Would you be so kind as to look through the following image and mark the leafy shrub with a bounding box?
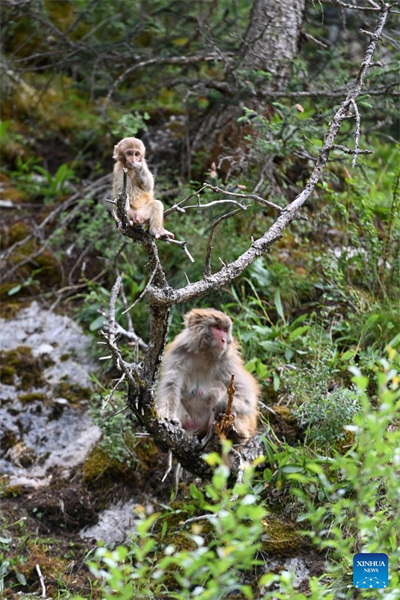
[293,384,361,448]
[271,349,400,598]
[86,448,266,600]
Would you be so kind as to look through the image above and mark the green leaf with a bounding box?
[273,372,280,391]
[388,332,400,348]
[288,325,309,341]
[341,349,357,361]
[16,571,27,586]
[245,358,257,373]
[89,315,107,331]
[259,340,283,353]
[285,346,294,361]
[281,465,304,473]
[274,289,285,320]
[7,284,22,296]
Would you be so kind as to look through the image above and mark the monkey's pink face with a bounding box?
[124,147,143,168]
[211,323,230,354]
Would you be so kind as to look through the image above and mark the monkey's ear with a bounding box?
[183,311,193,327]
[185,309,204,328]
[112,144,120,160]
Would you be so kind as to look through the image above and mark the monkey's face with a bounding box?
[123,146,142,168]
[209,322,231,355]
[113,137,146,167]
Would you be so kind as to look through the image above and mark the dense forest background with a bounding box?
[0,0,399,598]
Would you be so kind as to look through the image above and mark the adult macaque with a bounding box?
[156,308,259,442]
[113,136,174,239]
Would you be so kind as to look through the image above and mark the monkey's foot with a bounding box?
[159,413,181,426]
[151,228,175,239]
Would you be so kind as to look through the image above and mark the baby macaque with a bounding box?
[113,136,174,239]
[156,308,259,442]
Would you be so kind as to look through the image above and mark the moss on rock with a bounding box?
[261,515,303,557]
[0,346,47,390]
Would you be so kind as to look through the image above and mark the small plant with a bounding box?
[87,447,266,599]
[90,390,138,468]
[294,385,361,448]
[11,159,76,202]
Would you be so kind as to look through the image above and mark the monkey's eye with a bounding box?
[214,323,228,333]
[134,151,141,157]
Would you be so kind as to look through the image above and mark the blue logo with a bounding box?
[353,553,389,588]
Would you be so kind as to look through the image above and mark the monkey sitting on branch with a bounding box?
[113,136,174,239]
[156,308,259,443]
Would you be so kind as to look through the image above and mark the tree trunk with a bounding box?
[191,0,305,170]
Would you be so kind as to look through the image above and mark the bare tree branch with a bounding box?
[204,209,243,279]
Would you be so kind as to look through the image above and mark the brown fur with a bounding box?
[112,137,173,239]
[156,308,259,441]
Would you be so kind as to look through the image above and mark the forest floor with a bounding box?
[0,302,173,598]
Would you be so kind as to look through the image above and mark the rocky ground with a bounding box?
[0,302,168,598]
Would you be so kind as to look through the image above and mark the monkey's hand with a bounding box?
[213,400,235,439]
[157,406,181,427]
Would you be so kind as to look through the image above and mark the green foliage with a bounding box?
[7,268,42,296]
[82,358,400,599]
[11,159,76,202]
[0,536,27,594]
[0,120,24,146]
[294,384,361,448]
[87,449,266,600]
[281,351,400,599]
[110,112,150,139]
[239,103,325,159]
[90,389,138,468]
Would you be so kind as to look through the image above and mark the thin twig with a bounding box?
[331,144,372,155]
[99,329,140,387]
[214,374,236,438]
[327,0,380,11]
[164,185,209,216]
[204,209,242,278]
[109,276,122,343]
[113,323,148,349]
[181,514,216,526]
[101,373,126,411]
[161,237,195,263]
[185,198,247,210]
[350,99,362,167]
[122,266,158,314]
[202,183,283,211]
[162,450,173,482]
[36,564,46,599]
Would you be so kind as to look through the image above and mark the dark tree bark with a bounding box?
[191,0,306,166]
